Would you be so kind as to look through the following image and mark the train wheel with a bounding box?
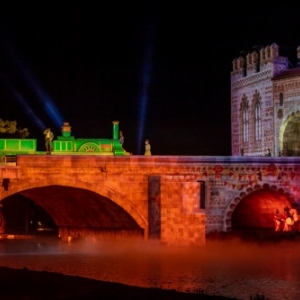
[78,142,101,152]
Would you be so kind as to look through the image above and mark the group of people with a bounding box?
[274,206,300,232]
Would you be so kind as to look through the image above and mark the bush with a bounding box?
[0,119,29,138]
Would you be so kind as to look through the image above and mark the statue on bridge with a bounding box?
[144,139,151,156]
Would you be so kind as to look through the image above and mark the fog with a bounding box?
[0,236,300,300]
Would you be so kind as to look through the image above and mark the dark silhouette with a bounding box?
[0,266,234,300]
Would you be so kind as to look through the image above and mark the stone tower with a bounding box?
[231,43,300,157]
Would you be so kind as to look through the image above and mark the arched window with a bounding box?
[254,102,261,140]
[240,95,249,143]
[253,91,262,141]
[279,93,283,106]
[243,109,249,142]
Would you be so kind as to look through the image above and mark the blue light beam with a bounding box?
[21,69,64,129]
[0,72,46,130]
[137,24,154,154]
[13,90,46,130]
[2,40,64,130]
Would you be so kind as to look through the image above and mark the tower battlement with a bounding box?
[231,43,291,81]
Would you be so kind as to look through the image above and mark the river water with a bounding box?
[0,235,299,300]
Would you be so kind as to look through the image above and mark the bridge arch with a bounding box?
[223,183,296,232]
[1,184,148,239]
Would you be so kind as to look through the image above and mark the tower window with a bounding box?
[253,91,262,141]
[279,93,283,106]
[240,95,249,143]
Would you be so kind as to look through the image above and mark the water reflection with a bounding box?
[0,236,300,300]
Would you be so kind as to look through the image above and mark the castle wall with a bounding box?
[231,67,275,156]
[231,43,291,157]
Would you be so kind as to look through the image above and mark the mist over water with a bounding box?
[0,236,300,300]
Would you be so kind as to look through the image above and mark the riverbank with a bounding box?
[0,266,238,300]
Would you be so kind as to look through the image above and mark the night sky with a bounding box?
[0,3,299,155]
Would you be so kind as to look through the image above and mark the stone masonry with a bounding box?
[1,155,300,246]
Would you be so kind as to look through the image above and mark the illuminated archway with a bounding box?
[224,183,296,232]
[280,112,300,156]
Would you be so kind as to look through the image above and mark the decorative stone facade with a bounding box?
[231,43,300,157]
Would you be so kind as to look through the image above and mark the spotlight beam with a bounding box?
[1,39,64,130]
[137,23,154,154]
[0,72,46,130]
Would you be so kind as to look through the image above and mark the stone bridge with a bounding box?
[1,155,300,246]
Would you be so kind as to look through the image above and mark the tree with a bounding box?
[0,119,29,138]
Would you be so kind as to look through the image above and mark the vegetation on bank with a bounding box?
[0,119,29,138]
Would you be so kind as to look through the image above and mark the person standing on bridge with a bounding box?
[43,128,54,154]
[119,131,124,146]
[144,139,151,155]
